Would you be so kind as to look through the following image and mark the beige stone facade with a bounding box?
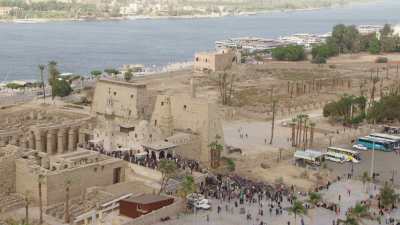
[194,49,237,72]
[91,78,150,121]
[151,94,224,165]
[90,78,224,166]
[0,106,94,153]
[14,148,126,206]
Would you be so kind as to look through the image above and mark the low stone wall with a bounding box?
[121,197,184,225]
[129,163,162,181]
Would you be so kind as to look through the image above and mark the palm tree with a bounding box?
[308,192,322,207]
[309,122,316,147]
[369,76,379,108]
[158,159,177,194]
[379,182,399,210]
[348,203,371,222]
[209,134,223,168]
[290,118,297,147]
[38,64,46,104]
[23,190,32,225]
[296,114,302,147]
[38,174,45,224]
[270,99,277,145]
[288,200,307,224]
[180,175,196,196]
[179,175,196,210]
[124,68,134,81]
[361,171,371,193]
[308,192,322,223]
[339,216,359,225]
[48,61,60,99]
[64,178,72,224]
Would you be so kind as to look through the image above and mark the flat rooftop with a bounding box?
[123,194,172,205]
[142,141,177,151]
[98,78,146,88]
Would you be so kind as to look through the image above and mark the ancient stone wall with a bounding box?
[91,79,149,120]
[0,147,18,195]
[44,159,126,206]
[151,94,224,166]
[15,150,127,206]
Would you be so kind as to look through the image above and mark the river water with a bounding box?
[0,0,399,81]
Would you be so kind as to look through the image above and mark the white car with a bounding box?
[353,144,367,151]
[194,199,211,210]
[194,202,211,210]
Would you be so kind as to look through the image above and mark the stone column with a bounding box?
[68,127,78,152]
[0,137,6,147]
[47,130,57,155]
[28,132,35,149]
[57,128,67,154]
[9,136,17,146]
[78,127,86,146]
[35,130,43,152]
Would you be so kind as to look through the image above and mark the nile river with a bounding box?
[0,0,400,81]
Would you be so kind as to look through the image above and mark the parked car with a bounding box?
[194,200,211,210]
[353,144,367,151]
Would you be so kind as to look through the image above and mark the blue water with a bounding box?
[0,0,399,81]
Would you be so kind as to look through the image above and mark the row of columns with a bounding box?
[30,126,87,155]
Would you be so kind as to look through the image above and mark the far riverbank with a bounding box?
[0,0,379,24]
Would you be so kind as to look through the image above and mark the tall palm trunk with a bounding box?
[304,125,308,149]
[291,123,296,147]
[24,196,29,225]
[39,181,43,224]
[310,125,315,147]
[65,186,70,223]
[296,118,302,147]
[40,69,45,103]
[270,100,276,145]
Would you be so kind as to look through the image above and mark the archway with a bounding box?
[159,151,165,159]
[151,151,157,161]
[167,152,173,159]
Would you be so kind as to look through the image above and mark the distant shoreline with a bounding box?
[0,0,380,24]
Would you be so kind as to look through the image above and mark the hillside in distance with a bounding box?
[0,0,374,20]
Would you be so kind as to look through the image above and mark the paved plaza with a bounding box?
[327,150,400,187]
[154,180,399,225]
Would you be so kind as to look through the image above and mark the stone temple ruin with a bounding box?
[0,106,93,152]
[90,78,224,167]
[0,77,224,224]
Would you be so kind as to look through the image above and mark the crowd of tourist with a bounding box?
[81,142,201,172]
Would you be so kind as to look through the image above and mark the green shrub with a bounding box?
[375,57,388,63]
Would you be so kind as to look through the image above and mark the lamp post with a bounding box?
[369,134,376,195]
[370,139,375,179]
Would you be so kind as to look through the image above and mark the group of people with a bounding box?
[83,142,202,173]
[196,174,304,225]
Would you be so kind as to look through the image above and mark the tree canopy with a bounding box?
[104,68,120,76]
[379,182,399,209]
[367,94,400,123]
[158,159,177,194]
[272,45,306,61]
[90,70,102,77]
[124,69,134,81]
[52,78,72,97]
[323,95,367,124]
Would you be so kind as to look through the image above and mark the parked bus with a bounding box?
[357,136,394,152]
[327,146,360,163]
[324,152,347,163]
[294,149,324,166]
[369,133,400,150]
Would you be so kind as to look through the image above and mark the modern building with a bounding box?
[194,49,237,73]
[119,194,174,219]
